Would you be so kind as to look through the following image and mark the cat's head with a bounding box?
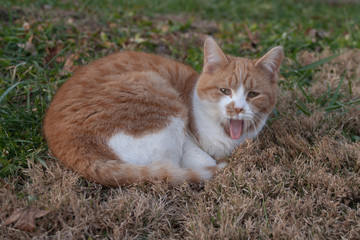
[196,38,283,140]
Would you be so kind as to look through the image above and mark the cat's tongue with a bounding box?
[230,119,244,139]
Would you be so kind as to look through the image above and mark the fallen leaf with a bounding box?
[59,53,79,75]
[279,75,287,82]
[22,21,30,31]
[102,41,116,48]
[65,53,79,71]
[17,35,37,55]
[66,17,75,25]
[4,207,51,232]
[100,32,108,42]
[160,24,170,33]
[132,34,146,44]
[44,42,64,65]
[241,42,253,51]
[305,28,330,42]
[108,22,117,29]
[244,24,259,48]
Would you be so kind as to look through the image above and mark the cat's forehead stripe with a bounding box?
[233,60,249,88]
[238,64,242,85]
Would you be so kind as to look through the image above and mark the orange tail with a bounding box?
[85,160,216,187]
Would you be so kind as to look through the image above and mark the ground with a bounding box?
[0,0,360,239]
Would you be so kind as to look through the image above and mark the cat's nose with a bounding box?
[235,107,243,114]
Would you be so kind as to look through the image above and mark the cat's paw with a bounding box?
[217,161,227,170]
[204,162,227,176]
[196,167,215,180]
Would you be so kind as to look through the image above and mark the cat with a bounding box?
[43,38,283,186]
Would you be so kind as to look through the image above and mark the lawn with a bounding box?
[1,0,360,238]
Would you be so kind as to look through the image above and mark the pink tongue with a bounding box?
[230,119,244,139]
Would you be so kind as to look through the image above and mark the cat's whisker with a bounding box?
[253,114,270,131]
[253,114,267,126]
[250,119,257,132]
[214,114,226,127]
[251,119,261,140]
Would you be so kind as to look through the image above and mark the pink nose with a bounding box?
[235,107,243,114]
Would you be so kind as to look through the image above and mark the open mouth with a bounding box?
[229,119,244,139]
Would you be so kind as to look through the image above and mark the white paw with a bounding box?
[217,162,227,170]
[196,167,214,180]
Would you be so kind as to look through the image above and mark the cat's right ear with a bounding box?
[255,46,283,78]
[203,38,229,74]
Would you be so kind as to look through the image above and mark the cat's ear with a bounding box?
[203,38,229,74]
[255,46,283,77]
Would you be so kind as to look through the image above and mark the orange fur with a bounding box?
[43,39,283,186]
[44,52,199,186]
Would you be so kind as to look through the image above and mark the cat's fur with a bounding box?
[43,38,283,186]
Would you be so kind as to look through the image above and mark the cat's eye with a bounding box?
[220,88,231,95]
[247,91,259,98]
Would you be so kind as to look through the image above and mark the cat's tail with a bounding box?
[84,160,225,186]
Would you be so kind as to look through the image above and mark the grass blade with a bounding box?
[297,83,312,102]
[297,53,341,72]
[295,96,312,116]
[328,71,346,107]
[43,45,70,69]
[0,80,33,104]
[348,77,353,95]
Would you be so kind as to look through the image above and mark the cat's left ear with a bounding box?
[255,46,283,78]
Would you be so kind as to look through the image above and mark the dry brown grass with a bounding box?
[1,49,360,239]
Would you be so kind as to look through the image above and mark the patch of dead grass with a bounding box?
[1,109,359,239]
[298,48,360,97]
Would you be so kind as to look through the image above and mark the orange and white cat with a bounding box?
[43,38,283,186]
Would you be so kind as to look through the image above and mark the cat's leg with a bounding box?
[180,137,226,171]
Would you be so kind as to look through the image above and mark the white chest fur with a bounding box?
[192,92,244,159]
